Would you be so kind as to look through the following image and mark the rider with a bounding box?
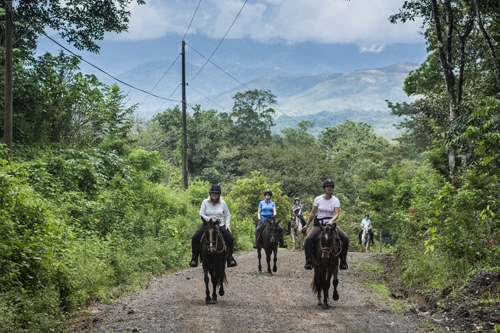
[289,197,307,232]
[303,179,350,270]
[189,184,237,268]
[358,213,375,245]
[253,189,287,249]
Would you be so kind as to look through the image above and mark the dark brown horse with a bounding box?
[200,217,227,304]
[256,217,279,274]
[311,223,341,309]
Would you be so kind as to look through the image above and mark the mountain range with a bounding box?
[55,35,424,139]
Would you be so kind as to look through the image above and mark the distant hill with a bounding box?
[110,57,417,139]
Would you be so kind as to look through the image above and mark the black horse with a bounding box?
[200,217,227,304]
[311,223,341,309]
[256,217,279,274]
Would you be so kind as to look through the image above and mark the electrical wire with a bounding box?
[187,0,248,85]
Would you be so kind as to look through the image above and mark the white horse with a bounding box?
[289,213,305,251]
[361,225,371,252]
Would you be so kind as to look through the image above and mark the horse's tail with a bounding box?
[311,280,318,294]
[311,269,320,295]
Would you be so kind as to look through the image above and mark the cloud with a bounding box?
[111,0,424,48]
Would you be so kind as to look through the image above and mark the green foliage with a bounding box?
[0,146,194,331]
[15,0,146,54]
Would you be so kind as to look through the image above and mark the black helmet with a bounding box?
[294,197,300,202]
[264,189,273,196]
[322,179,335,189]
[365,213,369,217]
[209,184,221,194]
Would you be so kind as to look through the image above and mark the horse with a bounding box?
[256,217,279,274]
[361,225,371,252]
[290,211,305,251]
[311,223,341,309]
[200,217,227,304]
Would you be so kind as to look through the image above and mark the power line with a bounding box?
[39,32,182,103]
[187,0,248,85]
[182,0,202,40]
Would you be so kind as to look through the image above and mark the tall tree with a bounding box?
[6,0,146,54]
[390,0,500,183]
[231,89,277,148]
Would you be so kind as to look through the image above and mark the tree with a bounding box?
[389,0,500,183]
[231,89,277,147]
[319,121,395,204]
[7,0,146,54]
[13,52,135,147]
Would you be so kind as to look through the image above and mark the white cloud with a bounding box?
[111,0,424,48]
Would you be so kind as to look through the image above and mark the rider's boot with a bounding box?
[189,247,200,267]
[304,239,313,270]
[253,230,259,249]
[227,247,237,267]
[279,228,288,248]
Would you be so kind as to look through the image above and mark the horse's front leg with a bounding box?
[272,249,277,272]
[322,270,331,309]
[257,249,262,272]
[204,269,211,304]
[332,260,339,301]
[266,249,272,274]
[210,270,218,304]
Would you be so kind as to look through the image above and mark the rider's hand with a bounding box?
[226,226,232,234]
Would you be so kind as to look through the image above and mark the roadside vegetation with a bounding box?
[1,1,499,332]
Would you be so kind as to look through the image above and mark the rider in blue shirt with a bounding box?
[253,189,287,249]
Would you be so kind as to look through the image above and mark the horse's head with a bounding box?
[265,217,279,244]
[201,217,223,254]
[318,223,339,260]
[291,213,301,229]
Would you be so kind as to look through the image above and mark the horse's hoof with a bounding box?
[273,267,277,273]
[333,293,339,301]
[219,290,225,296]
[322,303,330,309]
[211,298,217,304]
[206,297,212,304]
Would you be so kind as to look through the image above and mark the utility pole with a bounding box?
[181,40,188,189]
[4,0,13,155]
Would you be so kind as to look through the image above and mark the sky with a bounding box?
[35,0,428,117]
[116,0,424,51]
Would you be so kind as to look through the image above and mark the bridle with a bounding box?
[320,224,341,258]
[203,219,226,254]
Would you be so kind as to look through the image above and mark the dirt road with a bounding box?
[76,250,430,333]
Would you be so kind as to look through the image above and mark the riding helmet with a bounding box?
[209,184,221,194]
[264,189,273,196]
[294,197,300,202]
[322,179,335,189]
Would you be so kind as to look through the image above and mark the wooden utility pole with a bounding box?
[181,40,188,189]
[4,0,13,154]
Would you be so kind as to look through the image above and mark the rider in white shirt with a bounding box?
[358,213,374,244]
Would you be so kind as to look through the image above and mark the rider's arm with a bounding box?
[199,199,210,221]
[222,202,231,228]
[327,207,340,226]
[304,205,318,228]
[257,207,262,220]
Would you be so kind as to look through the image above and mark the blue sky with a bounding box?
[35,0,428,116]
